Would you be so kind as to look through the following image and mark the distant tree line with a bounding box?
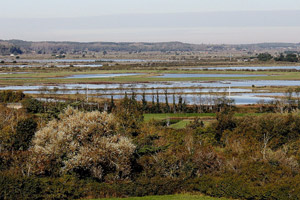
[0,44,23,55]
[274,53,299,62]
[257,52,299,62]
[3,39,300,55]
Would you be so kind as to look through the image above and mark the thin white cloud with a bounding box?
[1,11,300,43]
[1,0,300,18]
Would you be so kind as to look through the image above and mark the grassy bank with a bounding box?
[91,194,229,200]
[143,113,263,129]
[1,70,300,85]
[144,113,262,122]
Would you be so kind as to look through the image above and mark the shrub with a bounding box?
[29,107,136,180]
[0,172,85,200]
[22,98,43,113]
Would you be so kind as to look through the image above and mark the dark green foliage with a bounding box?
[22,98,43,113]
[108,95,116,112]
[14,118,37,150]
[214,111,236,142]
[164,90,170,113]
[0,173,85,200]
[114,94,144,137]
[178,95,183,112]
[0,90,25,103]
[142,92,148,112]
[285,53,299,62]
[275,53,299,62]
[156,91,160,113]
[257,53,273,61]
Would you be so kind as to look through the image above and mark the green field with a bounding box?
[144,113,263,129]
[144,113,262,121]
[169,120,190,129]
[144,113,216,122]
[91,194,228,200]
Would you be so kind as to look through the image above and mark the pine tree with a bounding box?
[142,92,148,112]
[108,95,116,112]
[172,94,177,113]
[178,95,183,113]
[156,91,160,113]
[151,94,155,113]
[164,89,170,113]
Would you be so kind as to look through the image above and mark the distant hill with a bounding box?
[1,40,300,55]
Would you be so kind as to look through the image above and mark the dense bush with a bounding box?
[275,53,299,62]
[22,98,43,113]
[0,90,25,103]
[0,172,85,200]
[257,53,273,61]
[2,99,300,199]
[29,107,136,180]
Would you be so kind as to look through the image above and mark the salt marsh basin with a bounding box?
[60,73,143,79]
[152,73,268,78]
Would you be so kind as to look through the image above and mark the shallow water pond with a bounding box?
[184,66,300,71]
[152,74,267,78]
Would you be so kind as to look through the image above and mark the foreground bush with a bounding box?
[2,106,300,200]
[29,107,136,181]
[0,172,85,200]
[2,172,300,200]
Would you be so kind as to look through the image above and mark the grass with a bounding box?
[1,69,300,85]
[144,113,264,129]
[170,120,191,129]
[144,113,216,122]
[90,194,228,200]
[144,113,216,129]
[143,113,263,122]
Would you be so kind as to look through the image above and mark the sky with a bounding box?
[1,0,300,44]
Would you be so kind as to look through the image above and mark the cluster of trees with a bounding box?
[257,87,300,113]
[274,53,299,62]
[0,105,37,152]
[124,92,235,114]
[257,52,299,62]
[257,52,273,61]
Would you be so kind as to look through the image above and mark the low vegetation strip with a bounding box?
[144,113,262,122]
[92,194,228,200]
[144,113,216,121]
[2,91,300,199]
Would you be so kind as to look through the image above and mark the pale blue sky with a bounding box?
[1,0,300,43]
[1,0,300,18]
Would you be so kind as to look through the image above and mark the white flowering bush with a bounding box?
[29,107,136,180]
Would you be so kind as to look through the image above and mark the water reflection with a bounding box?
[184,66,300,71]
[2,80,300,90]
[61,73,142,79]
[97,94,275,105]
[152,74,267,78]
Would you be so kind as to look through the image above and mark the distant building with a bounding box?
[6,103,23,109]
